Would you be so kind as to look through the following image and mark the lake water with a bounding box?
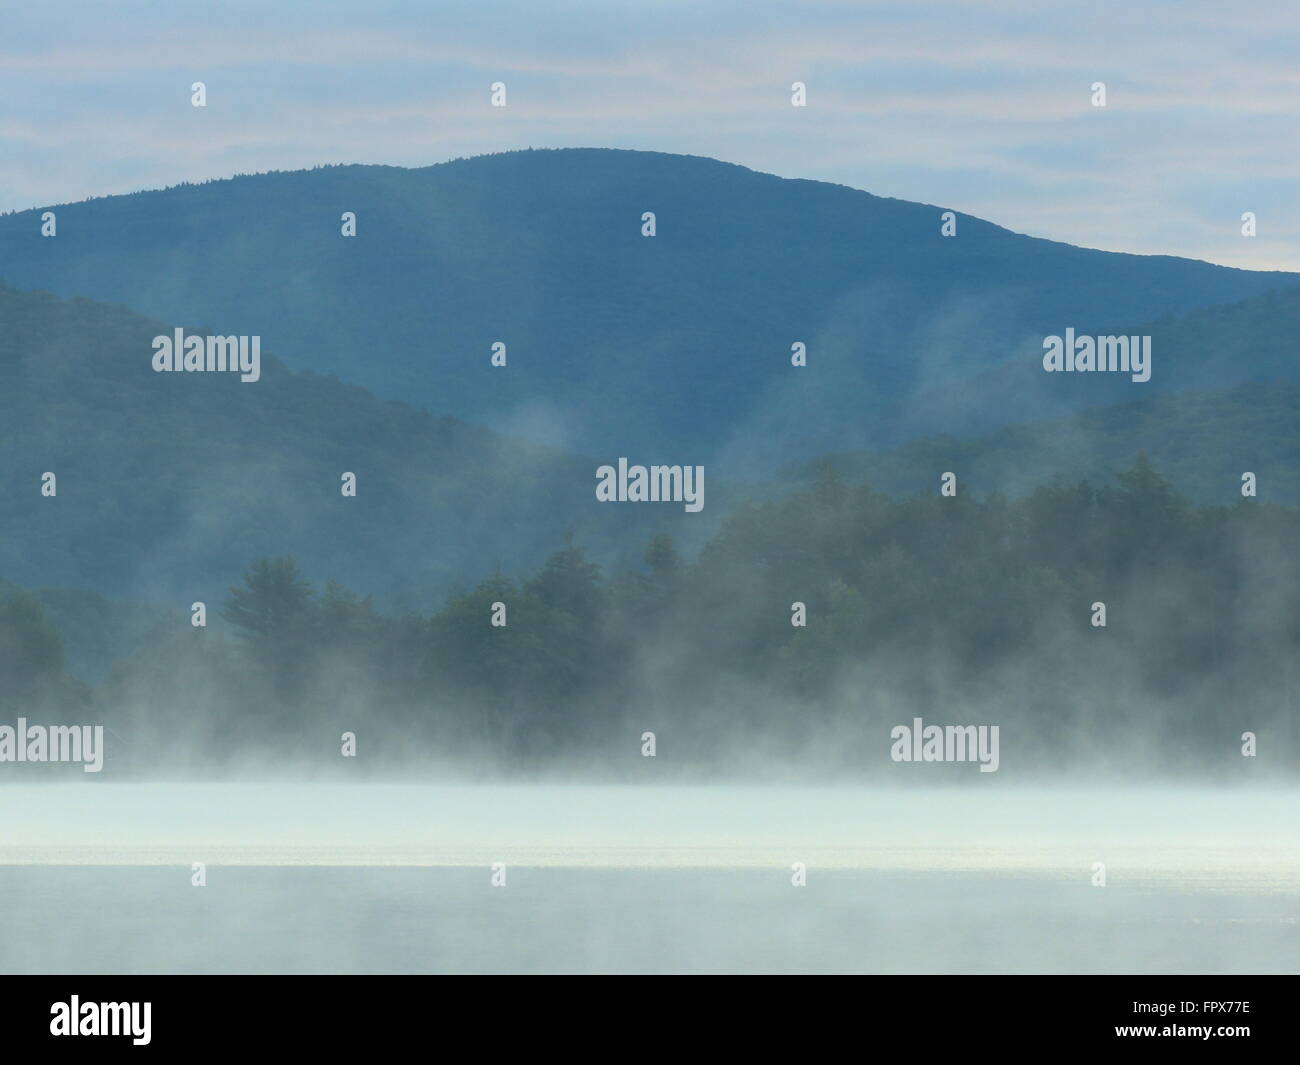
[1,784,1296,973]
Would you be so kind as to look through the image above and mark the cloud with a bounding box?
[1,0,1296,268]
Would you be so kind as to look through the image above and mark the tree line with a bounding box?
[4,454,1297,776]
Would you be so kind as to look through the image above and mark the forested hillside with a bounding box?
[3,149,1294,466]
[7,457,1293,777]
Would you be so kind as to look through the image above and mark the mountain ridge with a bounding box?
[2,147,1294,469]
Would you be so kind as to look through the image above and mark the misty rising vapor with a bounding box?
[0,0,1297,989]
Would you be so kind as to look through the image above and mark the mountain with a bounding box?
[3,276,1298,612]
[2,148,1295,473]
[0,284,692,610]
[928,282,1300,426]
[790,380,1300,504]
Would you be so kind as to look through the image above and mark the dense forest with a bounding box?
[4,454,1295,779]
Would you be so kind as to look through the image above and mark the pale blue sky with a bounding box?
[2,0,1297,268]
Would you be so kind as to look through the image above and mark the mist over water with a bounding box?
[1,783,1295,973]
[3,7,1299,988]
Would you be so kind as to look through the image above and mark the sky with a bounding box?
[1,0,1297,270]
